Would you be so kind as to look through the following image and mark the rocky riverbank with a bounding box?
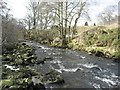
[1,43,64,90]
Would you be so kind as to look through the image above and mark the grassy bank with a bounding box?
[68,27,120,62]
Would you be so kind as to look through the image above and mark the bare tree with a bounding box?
[98,5,117,25]
[1,1,24,49]
[25,0,89,46]
[26,1,39,29]
[55,1,88,45]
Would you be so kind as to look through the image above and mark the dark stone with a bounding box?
[27,52,33,57]
[2,57,11,61]
[113,57,120,63]
[44,56,52,61]
[36,60,45,64]
[29,82,45,90]
[95,51,105,57]
[21,43,27,46]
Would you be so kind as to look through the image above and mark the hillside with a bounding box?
[68,25,119,61]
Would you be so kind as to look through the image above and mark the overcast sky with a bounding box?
[6,0,119,25]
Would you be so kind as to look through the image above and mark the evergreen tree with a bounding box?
[85,22,88,26]
[94,23,96,26]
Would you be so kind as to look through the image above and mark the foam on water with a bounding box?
[80,56,86,59]
[50,60,62,64]
[55,68,80,73]
[77,63,98,68]
[4,65,20,71]
[57,63,80,73]
[95,76,117,87]
[110,73,118,78]
[92,83,101,88]
[38,45,52,50]
[107,63,115,66]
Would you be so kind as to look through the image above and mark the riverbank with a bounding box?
[1,43,64,89]
[13,41,119,88]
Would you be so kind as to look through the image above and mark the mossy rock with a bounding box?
[95,51,105,57]
[35,60,45,64]
[15,59,23,65]
[16,70,37,78]
[32,75,43,85]
[0,79,14,88]
[2,78,33,89]
[42,70,64,84]
[9,85,21,89]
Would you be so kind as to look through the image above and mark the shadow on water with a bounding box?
[24,41,119,89]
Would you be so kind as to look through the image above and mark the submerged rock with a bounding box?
[44,56,52,60]
[32,75,43,85]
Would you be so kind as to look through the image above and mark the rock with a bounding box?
[36,60,45,64]
[44,56,52,61]
[2,55,13,62]
[1,79,14,88]
[88,52,92,55]
[52,37,62,46]
[2,57,10,61]
[95,51,105,57]
[9,85,21,89]
[42,70,64,84]
[38,46,42,48]
[21,43,27,46]
[15,59,23,65]
[32,84,45,90]
[32,76,43,85]
[113,57,120,63]
[27,52,34,57]
[18,69,39,78]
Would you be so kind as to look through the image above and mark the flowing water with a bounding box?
[24,41,119,89]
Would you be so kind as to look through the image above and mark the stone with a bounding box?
[44,56,52,60]
[95,51,105,57]
[1,79,14,88]
[42,70,64,84]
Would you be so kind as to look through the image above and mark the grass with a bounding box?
[68,26,119,59]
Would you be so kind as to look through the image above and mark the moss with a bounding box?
[9,85,21,89]
[41,39,49,44]
[1,79,14,87]
[113,51,120,57]
[42,70,64,84]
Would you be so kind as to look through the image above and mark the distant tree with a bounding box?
[1,1,24,49]
[98,5,117,25]
[85,22,88,26]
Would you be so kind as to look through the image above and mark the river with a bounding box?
[23,41,119,89]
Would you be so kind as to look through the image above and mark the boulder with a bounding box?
[95,51,105,57]
[42,70,64,84]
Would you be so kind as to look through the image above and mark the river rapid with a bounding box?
[23,41,119,89]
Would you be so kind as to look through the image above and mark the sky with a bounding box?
[6,0,119,25]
